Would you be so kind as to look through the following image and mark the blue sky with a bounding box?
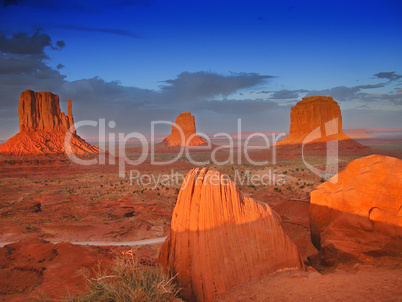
[0,0,401,139]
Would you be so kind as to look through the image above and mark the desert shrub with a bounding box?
[69,253,181,302]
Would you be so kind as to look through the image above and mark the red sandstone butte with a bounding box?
[159,167,303,302]
[310,154,402,265]
[162,112,207,146]
[277,96,354,145]
[0,90,98,155]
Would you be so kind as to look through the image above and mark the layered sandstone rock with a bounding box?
[162,112,207,146]
[18,90,76,133]
[0,90,98,155]
[276,96,370,154]
[159,167,303,302]
[310,155,402,265]
[278,96,352,145]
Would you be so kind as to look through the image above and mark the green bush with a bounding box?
[69,254,181,302]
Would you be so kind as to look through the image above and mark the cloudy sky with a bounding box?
[0,0,401,140]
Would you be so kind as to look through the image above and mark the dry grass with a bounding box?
[68,252,181,302]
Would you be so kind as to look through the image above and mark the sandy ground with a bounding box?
[0,142,401,301]
[215,264,402,302]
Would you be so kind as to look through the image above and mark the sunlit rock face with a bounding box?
[275,96,370,155]
[0,90,97,155]
[159,167,303,302]
[277,96,352,145]
[162,112,207,146]
[310,154,402,265]
[18,90,76,133]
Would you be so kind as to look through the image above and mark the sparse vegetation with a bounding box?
[68,254,181,302]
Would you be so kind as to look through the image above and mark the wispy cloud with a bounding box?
[0,29,64,55]
[55,25,142,38]
[0,0,151,10]
[195,98,280,114]
[373,71,402,82]
[0,29,401,139]
[160,71,275,103]
[0,0,21,7]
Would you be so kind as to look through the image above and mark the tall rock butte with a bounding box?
[310,155,402,265]
[277,96,362,146]
[159,167,303,302]
[0,90,98,155]
[162,112,207,146]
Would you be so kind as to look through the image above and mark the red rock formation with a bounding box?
[276,96,369,154]
[277,96,352,144]
[310,154,402,265]
[68,99,76,135]
[18,90,73,133]
[0,90,98,155]
[159,167,303,302]
[162,112,207,146]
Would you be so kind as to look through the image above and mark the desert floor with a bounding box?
[0,138,401,301]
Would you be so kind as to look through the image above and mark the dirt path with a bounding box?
[0,236,167,247]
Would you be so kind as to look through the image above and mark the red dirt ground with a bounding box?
[0,141,401,301]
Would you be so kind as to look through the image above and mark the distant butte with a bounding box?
[276,96,369,152]
[162,112,207,146]
[0,90,98,155]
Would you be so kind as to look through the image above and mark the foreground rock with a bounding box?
[276,96,368,152]
[0,90,98,155]
[159,167,303,302]
[310,154,402,265]
[162,112,207,146]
